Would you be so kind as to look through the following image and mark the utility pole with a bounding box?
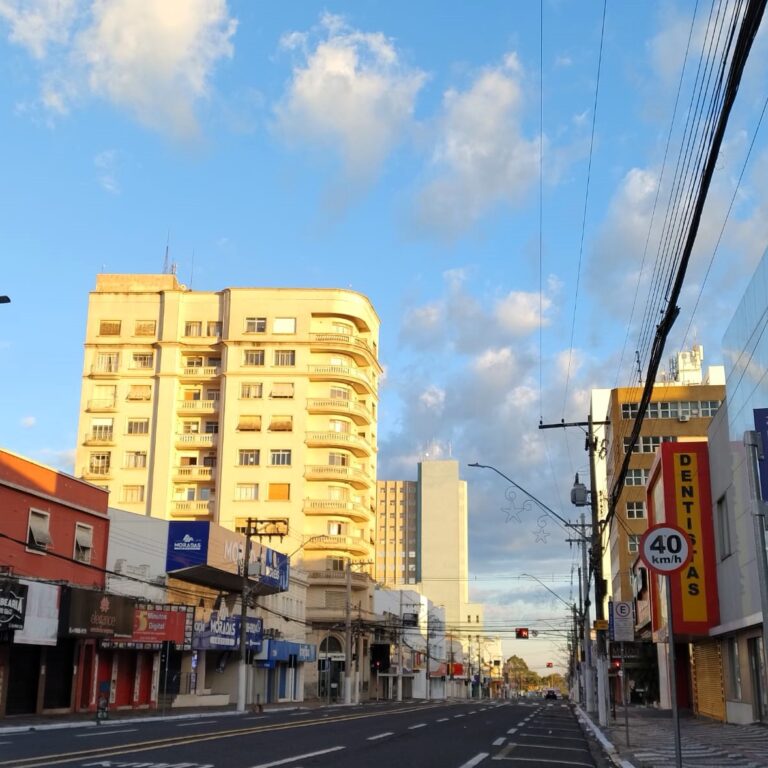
[425,611,431,701]
[397,591,403,702]
[355,602,364,704]
[237,518,255,713]
[344,560,352,705]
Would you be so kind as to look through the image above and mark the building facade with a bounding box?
[75,274,382,696]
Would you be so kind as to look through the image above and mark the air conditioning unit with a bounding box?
[678,415,690,423]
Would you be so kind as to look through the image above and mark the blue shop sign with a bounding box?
[166,521,210,570]
[255,638,317,666]
[754,408,768,501]
[193,611,263,651]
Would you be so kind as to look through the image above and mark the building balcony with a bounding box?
[81,467,112,481]
[307,365,376,395]
[303,498,372,523]
[175,433,218,448]
[86,399,117,412]
[306,569,370,590]
[304,464,372,489]
[173,466,215,482]
[83,430,115,446]
[304,431,372,457]
[171,500,215,517]
[306,397,372,425]
[302,535,371,557]
[309,333,378,366]
[90,365,120,378]
[181,366,221,378]
[177,399,220,414]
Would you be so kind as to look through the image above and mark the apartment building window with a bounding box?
[95,352,119,373]
[182,421,200,434]
[99,320,121,336]
[199,487,214,501]
[185,356,203,368]
[125,451,147,468]
[626,501,645,519]
[328,486,349,501]
[716,493,733,559]
[329,452,349,466]
[236,484,259,501]
[237,415,262,431]
[268,483,290,500]
[329,419,350,434]
[89,452,111,475]
[27,510,52,551]
[270,449,292,466]
[701,400,721,417]
[183,389,201,402]
[244,350,265,366]
[245,317,267,333]
[204,421,219,434]
[328,521,345,536]
[330,386,350,400]
[273,317,296,334]
[207,321,222,337]
[241,382,263,399]
[238,450,260,466]
[127,384,151,401]
[621,402,639,419]
[135,320,156,336]
[269,416,293,432]
[203,454,217,467]
[90,418,113,441]
[73,523,93,563]
[208,357,221,368]
[328,557,346,571]
[185,321,202,337]
[123,485,145,503]
[625,468,648,486]
[274,350,296,367]
[127,419,149,435]
[91,385,116,409]
[628,534,640,553]
[131,353,154,369]
[270,382,294,398]
[206,388,220,401]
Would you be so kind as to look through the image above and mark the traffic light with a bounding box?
[611,659,621,670]
[546,662,553,668]
[515,627,529,639]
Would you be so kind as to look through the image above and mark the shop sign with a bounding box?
[166,521,210,570]
[102,605,194,650]
[14,581,59,646]
[60,589,135,637]
[0,581,27,631]
[192,610,263,650]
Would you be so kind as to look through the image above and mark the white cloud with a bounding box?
[419,385,445,412]
[415,54,540,236]
[20,415,36,428]
[495,291,551,336]
[2,0,237,138]
[275,13,426,182]
[554,54,572,68]
[94,149,119,193]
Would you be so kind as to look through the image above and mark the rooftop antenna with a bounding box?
[163,231,171,274]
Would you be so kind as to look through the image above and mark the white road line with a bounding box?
[457,752,488,768]
[468,710,477,715]
[437,717,450,722]
[176,720,219,727]
[454,714,465,718]
[244,715,268,720]
[367,731,394,740]
[76,728,138,737]
[506,727,517,735]
[492,737,505,746]
[516,721,525,726]
[249,746,346,768]
[408,723,427,730]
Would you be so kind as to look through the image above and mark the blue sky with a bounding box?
[1,0,767,670]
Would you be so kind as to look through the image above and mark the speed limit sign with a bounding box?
[639,525,691,574]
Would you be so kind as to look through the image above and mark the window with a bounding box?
[626,501,645,519]
[329,452,349,466]
[203,454,217,468]
[135,320,156,336]
[131,353,153,369]
[716,493,732,559]
[238,450,260,466]
[198,487,214,501]
[125,451,147,468]
[728,638,742,699]
[204,421,219,434]
[621,402,639,419]
[122,485,145,503]
[89,452,111,475]
[245,317,267,333]
[701,400,721,417]
[127,384,151,401]
[95,352,119,373]
[332,322,353,335]
[90,418,113,441]
[268,483,290,501]
[99,320,121,336]
[628,534,640,554]
[207,321,222,337]
[185,356,204,368]
[274,350,296,367]
[241,383,263,399]
[270,449,292,466]
[183,389,201,402]
[328,557,346,572]
[625,469,648,486]
[237,415,262,431]
[269,415,293,432]
[328,521,345,536]
[236,484,259,501]
[208,357,221,368]
[329,419,349,434]
[271,382,294,398]
[184,321,202,337]
[206,388,220,401]
[273,317,296,334]
[127,419,149,435]
[27,510,52,551]
[73,523,93,563]
[182,421,200,434]
[244,350,265,366]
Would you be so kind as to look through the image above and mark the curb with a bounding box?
[575,705,636,768]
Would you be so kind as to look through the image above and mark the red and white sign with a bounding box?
[640,525,691,574]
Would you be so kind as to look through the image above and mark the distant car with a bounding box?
[544,690,558,700]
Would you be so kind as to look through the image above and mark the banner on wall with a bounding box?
[0,580,27,631]
[59,588,135,637]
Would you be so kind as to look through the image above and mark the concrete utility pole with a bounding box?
[237,518,255,713]
[344,561,352,705]
[397,591,403,702]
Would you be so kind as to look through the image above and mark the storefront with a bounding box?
[254,639,316,703]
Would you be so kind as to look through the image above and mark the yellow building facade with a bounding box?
[75,274,381,635]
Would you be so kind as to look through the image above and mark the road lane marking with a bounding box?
[76,729,138,737]
[249,745,346,767]
[367,732,394,740]
[516,721,525,726]
[454,714,465,718]
[457,752,488,768]
[492,737,505,746]
[176,720,219,727]
[437,717,450,722]
[244,716,268,720]
[408,723,426,730]
[506,728,517,735]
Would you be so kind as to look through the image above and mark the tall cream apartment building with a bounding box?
[75,273,381,634]
[377,461,484,641]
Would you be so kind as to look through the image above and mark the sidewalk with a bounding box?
[579,704,768,768]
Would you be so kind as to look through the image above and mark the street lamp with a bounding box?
[0,296,9,304]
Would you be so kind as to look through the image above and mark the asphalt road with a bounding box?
[0,698,604,768]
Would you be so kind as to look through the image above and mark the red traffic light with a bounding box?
[611,659,621,669]
[515,627,529,639]
[546,662,553,668]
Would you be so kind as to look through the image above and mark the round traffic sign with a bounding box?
[615,602,632,619]
[639,524,691,574]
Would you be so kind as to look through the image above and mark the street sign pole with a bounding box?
[621,640,629,748]
[640,524,691,768]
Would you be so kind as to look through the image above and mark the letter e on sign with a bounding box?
[639,524,691,574]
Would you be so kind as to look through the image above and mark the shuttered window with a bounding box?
[268,483,290,501]
[238,416,262,431]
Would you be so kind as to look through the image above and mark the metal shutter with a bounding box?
[692,641,725,721]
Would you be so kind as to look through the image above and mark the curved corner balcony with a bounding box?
[304,431,372,457]
[301,535,371,558]
[307,365,376,395]
[304,464,373,489]
[303,498,373,524]
[309,333,379,367]
[306,569,370,590]
[306,397,372,425]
